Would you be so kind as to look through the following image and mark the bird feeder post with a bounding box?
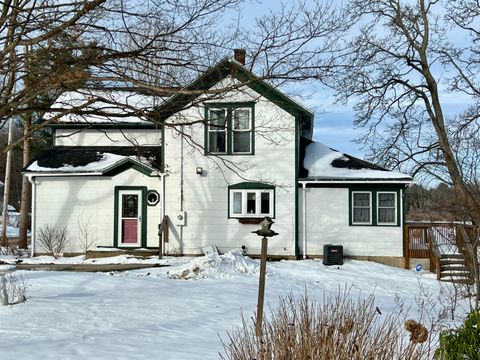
[256,235,268,337]
[252,217,278,337]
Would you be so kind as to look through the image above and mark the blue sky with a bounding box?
[230,0,474,159]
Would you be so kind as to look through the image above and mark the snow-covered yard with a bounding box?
[0,252,466,359]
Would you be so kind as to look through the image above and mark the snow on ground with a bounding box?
[0,252,468,360]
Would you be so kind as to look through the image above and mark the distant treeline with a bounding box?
[406,183,471,222]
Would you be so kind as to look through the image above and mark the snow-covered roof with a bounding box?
[302,141,412,182]
[24,147,162,176]
[45,90,164,125]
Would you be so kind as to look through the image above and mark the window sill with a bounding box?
[236,218,264,224]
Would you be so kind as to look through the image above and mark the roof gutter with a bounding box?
[23,172,104,177]
[298,179,413,185]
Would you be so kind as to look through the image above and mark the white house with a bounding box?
[24,51,412,266]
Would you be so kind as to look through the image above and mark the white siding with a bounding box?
[163,81,297,256]
[298,187,403,257]
[33,169,162,253]
[55,128,161,147]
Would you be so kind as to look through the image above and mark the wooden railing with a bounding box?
[405,222,479,277]
[158,215,169,259]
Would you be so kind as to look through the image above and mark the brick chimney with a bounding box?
[233,48,246,65]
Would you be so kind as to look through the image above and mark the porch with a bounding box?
[404,222,479,284]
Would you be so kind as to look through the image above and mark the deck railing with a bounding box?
[405,222,479,275]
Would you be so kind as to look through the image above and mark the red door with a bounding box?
[118,190,142,246]
[122,219,138,243]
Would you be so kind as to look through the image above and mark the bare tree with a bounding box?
[324,0,480,306]
[330,0,480,218]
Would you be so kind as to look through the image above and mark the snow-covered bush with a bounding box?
[37,224,69,259]
[221,289,435,360]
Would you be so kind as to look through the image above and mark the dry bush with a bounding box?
[37,224,69,259]
[78,215,95,255]
[221,289,436,360]
[5,272,27,305]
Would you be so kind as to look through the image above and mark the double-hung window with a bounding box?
[350,189,399,226]
[208,109,227,153]
[352,192,372,225]
[206,103,254,155]
[229,182,274,218]
[377,192,397,225]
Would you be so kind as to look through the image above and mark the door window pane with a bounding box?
[122,194,138,218]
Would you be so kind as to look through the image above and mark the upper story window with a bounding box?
[205,103,254,155]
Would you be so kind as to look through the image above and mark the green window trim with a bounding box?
[349,187,401,227]
[228,182,275,219]
[204,102,255,155]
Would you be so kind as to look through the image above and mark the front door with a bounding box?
[118,190,142,246]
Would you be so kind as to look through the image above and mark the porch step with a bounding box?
[86,249,159,259]
[441,278,474,285]
[440,270,471,278]
[438,254,473,284]
[440,254,464,260]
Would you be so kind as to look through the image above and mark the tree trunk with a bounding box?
[18,114,31,249]
[1,117,14,247]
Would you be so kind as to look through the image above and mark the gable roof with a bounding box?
[299,137,412,183]
[23,146,162,176]
[152,58,313,127]
[45,58,314,136]
[44,90,162,128]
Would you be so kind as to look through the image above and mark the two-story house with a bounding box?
[24,51,412,266]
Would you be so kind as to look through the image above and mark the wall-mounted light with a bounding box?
[196,167,203,175]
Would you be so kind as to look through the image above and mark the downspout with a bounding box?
[180,125,184,254]
[301,182,307,259]
[159,172,166,255]
[26,175,36,257]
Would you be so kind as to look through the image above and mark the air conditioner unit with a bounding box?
[323,244,343,266]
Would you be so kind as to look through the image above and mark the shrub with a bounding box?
[37,224,69,259]
[4,272,27,305]
[435,309,480,359]
[221,289,433,360]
